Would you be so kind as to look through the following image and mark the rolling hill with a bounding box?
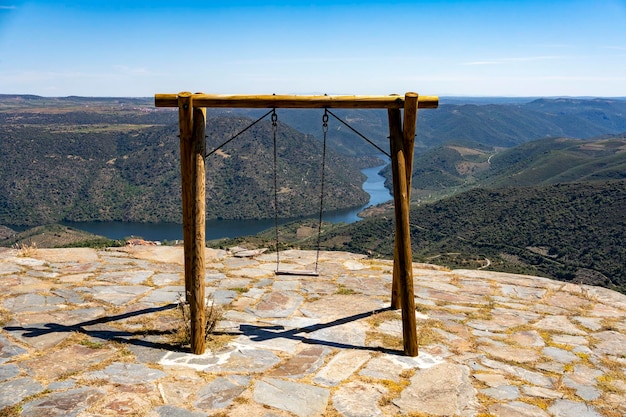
[315,180,626,293]
[0,96,372,226]
[384,135,626,199]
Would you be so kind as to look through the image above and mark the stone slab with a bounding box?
[394,362,477,417]
[194,375,250,410]
[20,387,105,417]
[254,377,330,417]
[314,350,371,387]
[0,377,45,408]
[332,380,384,417]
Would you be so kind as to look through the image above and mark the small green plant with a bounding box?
[79,338,105,349]
[336,284,357,295]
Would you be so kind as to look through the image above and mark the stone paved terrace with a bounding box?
[0,246,625,417]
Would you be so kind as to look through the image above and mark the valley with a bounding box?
[1,94,625,293]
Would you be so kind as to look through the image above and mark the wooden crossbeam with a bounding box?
[155,93,438,109]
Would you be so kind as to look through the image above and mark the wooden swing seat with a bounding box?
[275,269,319,277]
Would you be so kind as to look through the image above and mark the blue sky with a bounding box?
[0,0,625,97]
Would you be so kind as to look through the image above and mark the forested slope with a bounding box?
[317,180,626,293]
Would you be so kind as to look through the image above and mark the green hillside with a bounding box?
[0,97,371,226]
[376,135,626,200]
[314,180,626,293]
[484,135,626,187]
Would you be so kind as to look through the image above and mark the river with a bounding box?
[61,162,392,241]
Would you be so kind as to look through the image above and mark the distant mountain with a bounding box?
[262,97,626,157]
[0,96,371,226]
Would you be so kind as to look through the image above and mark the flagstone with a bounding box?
[250,291,303,318]
[332,380,384,417]
[151,273,182,285]
[0,377,45,408]
[209,347,281,373]
[478,345,539,363]
[77,284,152,305]
[314,350,371,387]
[141,285,185,304]
[393,362,477,416]
[359,355,410,382]
[488,401,550,417]
[254,377,330,417]
[542,346,579,363]
[548,399,604,417]
[20,387,105,417]
[3,293,66,313]
[562,365,602,401]
[22,344,116,380]
[194,375,250,410]
[270,345,330,378]
[532,315,587,335]
[83,362,167,384]
[0,363,20,381]
[592,330,626,356]
[510,330,545,347]
[0,261,23,275]
[98,269,154,284]
[0,334,28,364]
[480,384,520,400]
[307,321,367,348]
[151,405,207,417]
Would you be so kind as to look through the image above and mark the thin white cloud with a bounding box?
[527,44,575,49]
[463,61,505,66]
[462,55,569,66]
[112,65,154,76]
[0,5,17,10]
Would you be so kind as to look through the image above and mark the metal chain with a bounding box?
[315,110,329,272]
[326,109,391,158]
[205,109,274,159]
[271,109,281,272]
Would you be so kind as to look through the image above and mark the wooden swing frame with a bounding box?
[154,92,439,356]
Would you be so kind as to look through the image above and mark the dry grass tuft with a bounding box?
[0,405,22,417]
[14,241,37,257]
[365,331,403,350]
[0,308,11,327]
[377,378,410,407]
[519,396,550,410]
[367,310,401,327]
[417,319,445,346]
[171,294,225,349]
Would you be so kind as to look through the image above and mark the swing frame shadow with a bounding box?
[4,304,402,355]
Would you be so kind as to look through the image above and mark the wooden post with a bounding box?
[178,93,193,301]
[178,92,207,355]
[391,93,419,309]
[388,107,418,356]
